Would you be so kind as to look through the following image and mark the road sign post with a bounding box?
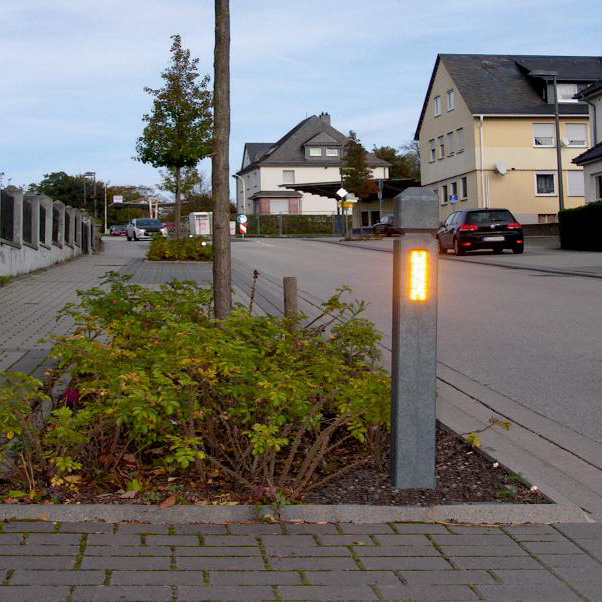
[390,187,439,489]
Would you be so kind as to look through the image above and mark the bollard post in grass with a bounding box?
[283,276,298,321]
[390,187,439,489]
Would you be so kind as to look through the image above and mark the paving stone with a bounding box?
[474,583,582,601]
[177,556,266,570]
[378,584,479,600]
[277,585,378,600]
[284,524,340,535]
[491,569,566,585]
[338,523,395,535]
[2,522,58,533]
[0,535,25,545]
[59,523,113,533]
[0,545,80,556]
[521,540,585,555]
[554,523,602,540]
[146,535,200,546]
[173,524,228,535]
[572,539,602,560]
[570,580,602,600]
[552,566,601,581]
[209,571,303,585]
[11,570,105,585]
[116,524,170,534]
[372,534,431,546]
[261,534,317,546]
[178,585,276,601]
[400,569,495,585]
[537,554,601,569]
[81,556,171,570]
[442,545,528,557]
[0,586,70,601]
[304,571,401,586]
[354,545,441,557]
[24,533,81,545]
[72,585,173,601]
[269,557,359,571]
[202,535,256,546]
[85,545,172,557]
[111,570,206,585]
[452,556,542,570]
[503,525,566,541]
[432,534,516,546]
[445,526,502,535]
[227,524,284,535]
[0,556,75,569]
[317,534,373,546]
[392,523,449,534]
[266,545,352,557]
[361,556,452,571]
[176,545,261,557]
[86,534,142,545]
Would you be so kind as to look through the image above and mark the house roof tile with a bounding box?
[573,141,602,165]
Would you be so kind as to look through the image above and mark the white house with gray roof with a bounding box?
[235,113,390,215]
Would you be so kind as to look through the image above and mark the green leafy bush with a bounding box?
[147,236,213,261]
[0,274,389,501]
[559,201,602,251]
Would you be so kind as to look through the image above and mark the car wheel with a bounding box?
[437,237,446,255]
[454,238,466,256]
[512,245,524,254]
[493,248,503,254]
[127,235,132,241]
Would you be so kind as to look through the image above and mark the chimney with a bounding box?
[318,112,331,126]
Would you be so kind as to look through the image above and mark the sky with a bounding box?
[1,0,601,196]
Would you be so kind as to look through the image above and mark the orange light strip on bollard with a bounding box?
[409,250,428,301]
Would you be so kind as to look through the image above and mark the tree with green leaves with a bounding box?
[158,166,204,197]
[136,34,212,238]
[373,142,420,180]
[341,131,377,198]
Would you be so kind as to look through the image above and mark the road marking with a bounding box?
[252,240,274,248]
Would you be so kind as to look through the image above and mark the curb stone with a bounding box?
[0,503,592,525]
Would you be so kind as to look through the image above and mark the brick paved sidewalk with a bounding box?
[0,520,600,601]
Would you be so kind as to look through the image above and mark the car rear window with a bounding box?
[465,210,514,225]
[136,219,163,227]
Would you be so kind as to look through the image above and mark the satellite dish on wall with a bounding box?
[493,160,507,175]
[561,137,570,147]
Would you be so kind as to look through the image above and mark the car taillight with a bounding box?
[507,222,521,229]
[459,224,479,231]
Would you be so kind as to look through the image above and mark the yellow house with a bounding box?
[415,54,602,224]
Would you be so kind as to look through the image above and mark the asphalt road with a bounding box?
[231,237,602,447]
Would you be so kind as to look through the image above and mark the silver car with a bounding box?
[126,218,168,241]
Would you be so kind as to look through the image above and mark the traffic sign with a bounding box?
[336,187,348,198]
[240,223,247,235]
[236,214,248,224]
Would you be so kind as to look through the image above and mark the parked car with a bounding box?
[372,214,402,237]
[126,218,168,241]
[109,225,128,237]
[436,209,523,256]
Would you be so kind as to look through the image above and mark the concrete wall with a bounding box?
[0,187,95,278]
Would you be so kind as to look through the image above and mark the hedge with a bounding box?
[558,201,602,251]
[244,214,338,236]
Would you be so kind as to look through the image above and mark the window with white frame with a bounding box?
[457,128,465,152]
[447,132,454,156]
[567,171,585,197]
[282,170,295,185]
[533,123,555,147]
[447,89,455,111]
[460,176,467,199]
[566,123,587,147]
[309,147,322,157]
[429,139,436,162]
[434,96,442,117]
[441,184,448,205]
[557,83,579,103]
[438,136,445,159]
[270,199,289,214]
[450,181,458,201]
[325,148,339,157]
[535,172,556,195]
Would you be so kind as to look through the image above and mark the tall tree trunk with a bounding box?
[212,0,232,318]
[175,166,182,239]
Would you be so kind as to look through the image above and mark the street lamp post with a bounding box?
[84,171,96,219]
[104,180,111,234]
[232,174,246,214]
[529,70,564,213]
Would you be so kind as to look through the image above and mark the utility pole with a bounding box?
[212,0,232,318]
[104,180,111,233]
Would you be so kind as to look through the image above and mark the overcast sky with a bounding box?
[1,0,601,194]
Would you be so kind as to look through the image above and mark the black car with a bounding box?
[372,214,402,237]
[436,209,524,256]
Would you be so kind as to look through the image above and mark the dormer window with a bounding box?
[309,147,322,157]
[325,148,339,157]
[557,83,579,103]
